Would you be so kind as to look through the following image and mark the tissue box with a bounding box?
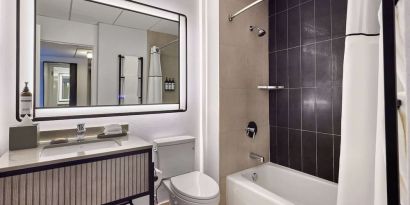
[9,124,39,151]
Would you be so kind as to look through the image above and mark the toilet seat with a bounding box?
[170,171,219,203]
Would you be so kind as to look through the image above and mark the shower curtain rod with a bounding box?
[228,0,264,21]
[159,39,179,50]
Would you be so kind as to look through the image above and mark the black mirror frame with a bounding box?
[16,0,188,121]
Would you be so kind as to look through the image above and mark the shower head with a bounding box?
[249,26,266,37]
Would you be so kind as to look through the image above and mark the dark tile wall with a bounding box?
[269,0,347,182]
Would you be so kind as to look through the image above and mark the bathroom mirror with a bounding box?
[17,0,187,120]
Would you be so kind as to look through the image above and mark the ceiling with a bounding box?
[41,41,93,59]
[37,0,179,35]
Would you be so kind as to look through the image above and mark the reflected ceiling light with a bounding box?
[86,52,93,59]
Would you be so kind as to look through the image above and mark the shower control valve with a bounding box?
[246,121,258,139]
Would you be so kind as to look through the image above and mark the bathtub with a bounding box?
[226,163,338,205]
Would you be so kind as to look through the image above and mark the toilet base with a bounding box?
[163,180,220,205]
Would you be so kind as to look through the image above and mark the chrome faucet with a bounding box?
[245,121,257,139]
[76,123,86,141]
[250,152,264,163]
[245,127,256,138]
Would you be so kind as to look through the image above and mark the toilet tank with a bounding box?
[153,136,195,179]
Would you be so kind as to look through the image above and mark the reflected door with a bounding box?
[42,62,77,107]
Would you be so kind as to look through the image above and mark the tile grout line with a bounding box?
[269,0,314,17]
[275,2,278,164]
[271,126,340,137]
[286,0,290,168]
[269,35,346,55]
[299,0,304,172]
[329,0,336,182]
[312,0,319,177]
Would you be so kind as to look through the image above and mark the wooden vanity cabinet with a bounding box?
[0,148,154,205]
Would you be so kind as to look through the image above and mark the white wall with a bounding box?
[37,16,99,105]
[0,0,16,154]
[1,0,201,203]
[97,23,147,105]
[201,0,219,181]
[37,16,97,46]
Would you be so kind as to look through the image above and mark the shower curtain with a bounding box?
[147,46,163,104]
[337,0,407,204]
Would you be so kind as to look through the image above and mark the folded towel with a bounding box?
[104,130,123,135]
[104,124,123,135]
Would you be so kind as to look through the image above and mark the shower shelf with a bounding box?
[257,85,285,90]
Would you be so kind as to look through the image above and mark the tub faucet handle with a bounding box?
[246,121,257,139]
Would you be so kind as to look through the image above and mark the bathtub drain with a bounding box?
[251,172,257,182]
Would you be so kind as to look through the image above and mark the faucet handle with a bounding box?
[246,121,257,139]
[77,123,86,132]
[76,123,86,141]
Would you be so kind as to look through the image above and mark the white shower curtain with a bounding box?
[337,0,407,204]
[147,46,163,104]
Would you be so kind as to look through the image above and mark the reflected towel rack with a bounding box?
[257,85,285,90]
[118,55,143,105]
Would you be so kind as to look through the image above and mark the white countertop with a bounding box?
[0,135,152,173]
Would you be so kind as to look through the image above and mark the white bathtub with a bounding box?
[226,163,338,205]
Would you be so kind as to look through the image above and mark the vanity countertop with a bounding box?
[0,135,152,173]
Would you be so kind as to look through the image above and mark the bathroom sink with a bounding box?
[41,140,120,159]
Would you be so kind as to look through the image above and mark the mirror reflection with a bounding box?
[36,0,180,108]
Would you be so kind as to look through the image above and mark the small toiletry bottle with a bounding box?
[165,78,169,91]
[167,78,171,91]
[20,82,32,117]
[171,78,175,91]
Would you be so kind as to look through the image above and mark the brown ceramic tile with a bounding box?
[219,45,250,89]
[219,89,248,133]
[219,0,269,190]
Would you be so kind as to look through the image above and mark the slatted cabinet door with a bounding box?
[0,151,151,205]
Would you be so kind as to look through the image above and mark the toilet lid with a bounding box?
[170,171,219,200]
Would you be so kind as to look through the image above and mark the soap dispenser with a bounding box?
[20,82,32,117]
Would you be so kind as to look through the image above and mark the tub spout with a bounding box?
[250,152,264,163]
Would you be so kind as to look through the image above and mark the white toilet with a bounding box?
[153,136,220,205]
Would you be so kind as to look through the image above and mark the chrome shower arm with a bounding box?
[228,0,264,21]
